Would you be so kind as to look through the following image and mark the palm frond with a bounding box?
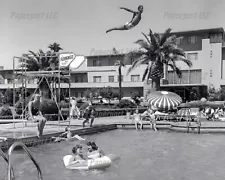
[28,51,40,62]
[159,28,172,46]
[171,48,186,57]
[148,29,159,51]
[135,39,150,51]
[174,56,193,67]
[162,34,177,45]
[141,32,151,45]
[142,66,149,81]
[168,62,182,78]
[127,55,149,75]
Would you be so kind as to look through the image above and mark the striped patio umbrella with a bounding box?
[147,91,182,110]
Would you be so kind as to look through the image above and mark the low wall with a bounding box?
[0,124,117,151]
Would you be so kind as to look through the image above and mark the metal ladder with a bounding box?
[7,141,43,180]
[0,148,14,179]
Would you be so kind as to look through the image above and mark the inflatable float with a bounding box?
[63,154,119,170]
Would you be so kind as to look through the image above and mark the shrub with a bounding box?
[116,99,136,108]
[0,106,12,116]
[40,98,58,114]
[15,96,33,114]
[44,114,68,121]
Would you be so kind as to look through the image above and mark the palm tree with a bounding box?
[19,43,63,98]
[126,28,192,95]
[48,42,63,53]
[113,48,125,100]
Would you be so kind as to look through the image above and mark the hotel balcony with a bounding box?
[0,81,144,89]
[70,81,144,88]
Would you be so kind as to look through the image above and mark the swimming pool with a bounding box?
[1,130,225,180]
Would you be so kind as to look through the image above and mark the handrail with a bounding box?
[0,148,14,179]
[8,142,43,180]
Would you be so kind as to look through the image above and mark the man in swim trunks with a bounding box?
[70,97,80,119]
[106,5,143,33]
[28,94,47,138]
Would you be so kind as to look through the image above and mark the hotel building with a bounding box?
[0,27,225,100]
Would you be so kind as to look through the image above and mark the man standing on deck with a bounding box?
[28,94,47,138]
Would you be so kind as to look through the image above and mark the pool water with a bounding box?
[1,130,225,180]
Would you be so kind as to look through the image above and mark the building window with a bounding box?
[176,37,183,45]
[167,70,201,84]
[75,76,83,83]
[189,70,202,84]
[210,33,223,43]
[187,36,197,44]
[131,75,140,82]
[210,50,213,58]
[93,76,101,83]
[93,59,102,66]
[210,70,212,77]
[108,76,114,82]
[117,75,123,82]
[187,53,198,60]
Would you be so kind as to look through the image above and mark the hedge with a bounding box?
[0,115,20,120]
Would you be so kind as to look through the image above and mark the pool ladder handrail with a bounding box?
[0,148,14,179]
[7,141,43,180]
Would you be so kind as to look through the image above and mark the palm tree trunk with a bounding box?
[118,67,122,100]
[151,78,161,92]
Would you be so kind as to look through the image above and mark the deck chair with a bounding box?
[176,108,191,122]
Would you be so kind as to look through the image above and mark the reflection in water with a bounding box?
[1,130,225,180]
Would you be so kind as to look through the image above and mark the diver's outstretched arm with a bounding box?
[120,7,136,13]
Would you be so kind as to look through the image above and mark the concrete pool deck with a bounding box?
[1,116,225,151]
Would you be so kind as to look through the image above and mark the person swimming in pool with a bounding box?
[53,126,85,142]
[106,5,143,33]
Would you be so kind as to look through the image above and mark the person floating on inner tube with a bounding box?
[106,5,143,33]
[87,142,105,159]
[72,144,85,161]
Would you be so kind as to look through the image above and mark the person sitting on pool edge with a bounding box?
[72,144,85,161]
[87,141,105,159]
[132,108,143,130]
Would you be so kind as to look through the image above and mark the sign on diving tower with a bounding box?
[59,52,86,70]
